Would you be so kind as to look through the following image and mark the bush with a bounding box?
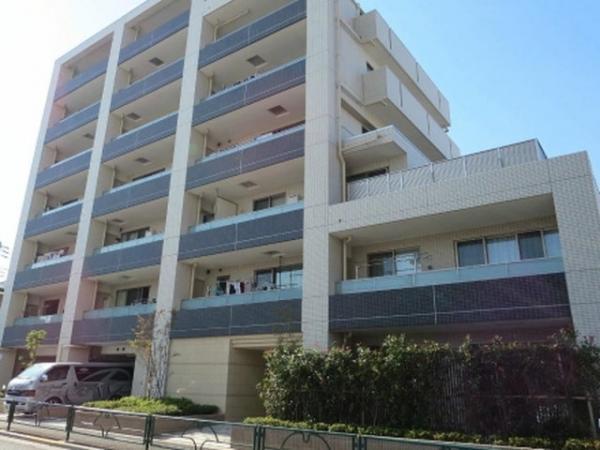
[244,417,564,448]
[563,440,600,450]
[258,331,600,439]
[84,396,218,416]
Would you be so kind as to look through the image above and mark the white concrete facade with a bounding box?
[0,0,598,419]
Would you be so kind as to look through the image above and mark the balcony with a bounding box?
[13,257,73,291]
[342,126,412,171]
[54,59,108,101]
[24,201,82,238]
[72,304,155,345]
[192,58,306,127]
[35,150,92,189]
[119,10,190,64]
[347,139,547,201]
[353,10,450,128]
[198,0,306,68]
[83,234,163,277]
[92,171,170,217]
[172,288,301,338]
[2,319,61,348]
[112,58,184,110]
[187,125,304,190]
[179,202,303,260]
[330,258,570,332]
[45,102,100,144]
[102,112,178,162]
[362,67,458,161]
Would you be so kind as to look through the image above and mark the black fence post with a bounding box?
[6,402,15,431]
[143,414,153,449]
[253,425,265,450]
[65,406,75,442]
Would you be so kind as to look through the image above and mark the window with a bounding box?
[486,236,519,264]
[255,266,304,289]
[116,286,150,307]
[121,227,150,242]
[82,370,111,382]
[368,252,395,277]
[394,251,418,274]
[42,299,59,316]
[253,193,286,211]
[347,167,388,183]
[518,231,544,260]
[457,240,485,267]
[45,365,69,382]
[543,230,562,257]
[255,269,275,290]
[74,366,103,381]
[132,168,165,182]
[110,370,131,381]
[216,276,230,296]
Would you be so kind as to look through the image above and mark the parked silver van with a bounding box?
[5,362,133,412]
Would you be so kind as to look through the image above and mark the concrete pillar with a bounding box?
[301,0,342,350]
[57,25,125,362]
[146,0,206,397]
[550,153,600,343]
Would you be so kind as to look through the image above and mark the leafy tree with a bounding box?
[23,329,47,367]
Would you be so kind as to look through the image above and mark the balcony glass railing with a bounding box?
[83,303,156,320]
[347,140,547,201]
[337,257,564,295]
[30,255,73,270]
[202,124,305,162]
[39,201,82,217]
[14,314,63,327]
[106,170,170,194]
[47,149,92,169]
[96,233,164,254]
[189,201,303,233]
[182,286,302,310]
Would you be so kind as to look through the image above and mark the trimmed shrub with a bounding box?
[84,396,218,416]
[259,331,600,440]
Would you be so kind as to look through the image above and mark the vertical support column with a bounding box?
[146,1,206,397]
[302,0,343,350]
[0,59,63,384]
[550,153,600,343]
[57,25,125,362]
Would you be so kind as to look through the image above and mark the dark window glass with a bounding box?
[74,366,103,381]
[116,286,150,306]
[255,269,275,289]
[216,276,230,296]
[457,240,485,267]
[347,168,388,183]
[45,366,69,382]
[544,230,562,257]
[518,231,544,259]
[42,299,59,316]
[121,227,150,242]
[110,370,130,381]
[132,168,165,181]
[368,252,395,277]
[253,193,286,211]
[83,370,111,382]
[275,265,303,288]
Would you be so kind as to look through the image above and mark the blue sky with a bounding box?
[0,0,598,260]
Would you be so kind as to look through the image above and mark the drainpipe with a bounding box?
[334,0,347,202]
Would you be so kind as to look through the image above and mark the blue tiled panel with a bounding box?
[198,0,306,68]
[329,273,570,332]
[24,203,82,238]
[92,172,170,217]
[13,261,72,291]
[179,208,303,260]
[192,58,306,127]
[83,240,163,277]
[72,314,149,344]
[102,113,178,162]
[45,102,100,144]
[111,59,184,110]
[171,298,301,339]
[54,59,108,100]
[35,151,91,188]
[2,322,61,347]
[186,127,304,189]
[118,11,190,63]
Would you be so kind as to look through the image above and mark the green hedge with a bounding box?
[259,332,600,440]
[83,396,218,416]
[244,417,600,450]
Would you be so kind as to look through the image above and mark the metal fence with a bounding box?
[0,399,491,450]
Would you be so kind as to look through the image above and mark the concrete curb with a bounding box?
[0,430,102,449]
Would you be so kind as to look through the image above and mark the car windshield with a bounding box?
[16,363,54,380]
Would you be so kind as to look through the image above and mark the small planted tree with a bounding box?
[129,314,155,397]
[23,329,47,367]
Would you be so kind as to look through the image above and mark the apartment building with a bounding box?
[0,0,599,419]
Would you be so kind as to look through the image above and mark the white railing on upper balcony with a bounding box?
[29,254,73,270]
[40,200,82,217]
[46,149,92,169]
[347,140,547,201]
[96,233,163,254]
